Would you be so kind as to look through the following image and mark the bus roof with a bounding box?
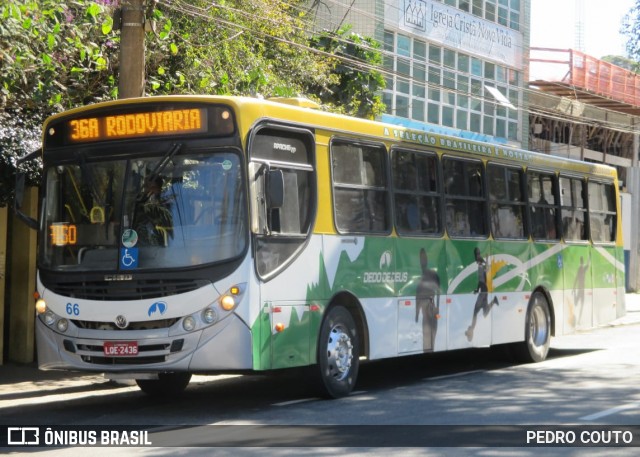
[43,95,618,179]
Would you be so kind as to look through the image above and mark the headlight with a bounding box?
[56,319,69,333]
[35,298,47,315]
[183,316,196,332]
[202,307,217,324]
[218,283,245,312]
[219,295,235,311]
[44,310,56,326]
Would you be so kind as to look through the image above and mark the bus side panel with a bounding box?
[395,238,447,354]
[616,244,627,318]
[592,245,622,326]
[529,242,565,334]
[489,240,531,345]
[562,244,593,331]
[320,234,397,360]
[446,239,492,350]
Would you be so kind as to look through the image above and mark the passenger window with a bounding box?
[588,181,617,243]
[560,176,588,241]
[392,149,441,235]
[527,171,559,240]
[488,164,526,239]
[331,140,390,233]
[443,157,487,237]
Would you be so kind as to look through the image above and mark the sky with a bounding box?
[530,0,636,58]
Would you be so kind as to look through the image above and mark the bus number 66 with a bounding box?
[66,303,80,316]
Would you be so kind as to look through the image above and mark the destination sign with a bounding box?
[66,108,207,143]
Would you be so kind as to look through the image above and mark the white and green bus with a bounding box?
[16,95,625,397]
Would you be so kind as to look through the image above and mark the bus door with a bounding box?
[248,124,317,370]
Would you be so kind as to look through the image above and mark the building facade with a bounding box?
[310,0,530,147]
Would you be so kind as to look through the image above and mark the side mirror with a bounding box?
[267,169,284,209]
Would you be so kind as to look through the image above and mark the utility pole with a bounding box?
[118,0,146,99]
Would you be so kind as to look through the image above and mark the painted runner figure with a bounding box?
[415,248,441,351]
[572,255,590,326]
[465,247,499,342]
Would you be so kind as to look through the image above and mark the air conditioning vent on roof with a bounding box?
[268,97,321,109]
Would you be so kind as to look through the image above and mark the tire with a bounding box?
[136,372,192,396]
[315,306,359,398]
[513,291,551,363]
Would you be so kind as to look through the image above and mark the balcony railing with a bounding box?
[530,48,640,108]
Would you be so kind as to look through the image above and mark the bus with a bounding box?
[15,95,625,398]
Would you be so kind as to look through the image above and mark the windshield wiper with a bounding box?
[148,143,183,183]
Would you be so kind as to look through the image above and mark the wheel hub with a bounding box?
[326,325,353,381]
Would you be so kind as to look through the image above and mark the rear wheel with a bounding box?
[513,291,551,363]
[315,306,359,398]
[136,372,192,396]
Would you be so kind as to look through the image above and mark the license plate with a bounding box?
[103,341,138,357]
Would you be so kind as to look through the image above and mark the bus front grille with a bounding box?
[71,318,179,330]
[45,278,209,301]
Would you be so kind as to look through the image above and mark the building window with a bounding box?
[382,31,522,141]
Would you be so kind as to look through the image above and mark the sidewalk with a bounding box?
[1,294,640,391]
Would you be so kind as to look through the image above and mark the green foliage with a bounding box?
[0,0,119,206]
[601,55,639,72]
[621,2,640,69]
[0,0,119,113]
[0,0,386,207]
[309,26,386,119]
[147,0,337,99]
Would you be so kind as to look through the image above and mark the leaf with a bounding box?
[170,43,178,55]
[87,3,101,19]
[101,17,113,35]
[47,33,55,50]
[95,56,106,70]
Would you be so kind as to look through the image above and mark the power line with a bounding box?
[153,0,640,136]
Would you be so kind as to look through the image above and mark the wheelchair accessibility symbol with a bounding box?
[120,247,139,270]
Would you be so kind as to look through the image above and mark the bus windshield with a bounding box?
[41,149,247,271]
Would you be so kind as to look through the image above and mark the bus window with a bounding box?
[527,171,559,241]
[331,139,390,233]
[588,181,617,243]
[443,157,487,238]
[392,149,441,235]
[488,164,526,239]
[560,176,588,241]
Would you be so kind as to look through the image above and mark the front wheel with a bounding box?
[136,372,192,396]
[315,306,359,398]
[513,291,551,363]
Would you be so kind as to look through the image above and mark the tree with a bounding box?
[1,0,119,206]
[146,0,337,98]
[621,1,640,69]
[0,0,386,207]
[309,26,386,119]
[601,55,638,72]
